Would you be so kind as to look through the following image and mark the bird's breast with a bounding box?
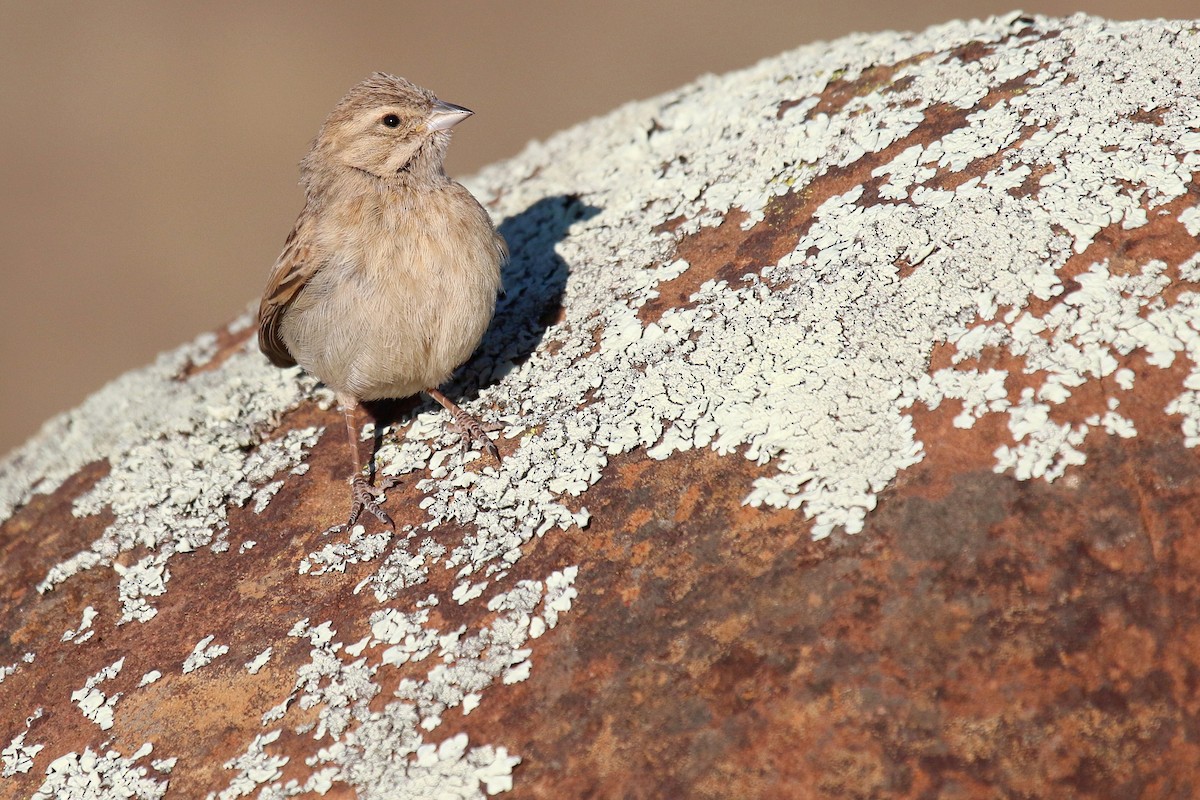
[285,183,502,400]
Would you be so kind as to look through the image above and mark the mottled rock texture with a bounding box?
[4,12,1200,799]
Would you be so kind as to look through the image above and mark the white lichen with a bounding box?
[924,258,1200,480]
[213,569,573,799]
[1,318,321,624]
[245,647,274,675]
[299,525,392,576]
[1180,205,1200,236]
[209,731,288,800]
[70,658,125,731]
[2,732,44,777]
[31,746,166,800]
[183,636,229,674]
[60,605,98,644]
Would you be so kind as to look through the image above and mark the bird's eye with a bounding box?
[382,114,401,128]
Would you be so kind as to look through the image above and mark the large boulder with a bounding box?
[4,12,1200,798]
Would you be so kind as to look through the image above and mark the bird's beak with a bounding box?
[428,99,473,131]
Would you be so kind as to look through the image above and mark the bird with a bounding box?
[257,73,507,528]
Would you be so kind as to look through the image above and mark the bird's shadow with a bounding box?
[365,193,601,464]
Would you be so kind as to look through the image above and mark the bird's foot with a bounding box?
[346,474,400,529]
[446,410,502,464]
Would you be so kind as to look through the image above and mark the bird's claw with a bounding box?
[346,475,399,529]
[446,412,502,463]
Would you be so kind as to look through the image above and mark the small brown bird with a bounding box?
[257,73,506,528]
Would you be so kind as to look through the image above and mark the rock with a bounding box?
[4,11,1200,799]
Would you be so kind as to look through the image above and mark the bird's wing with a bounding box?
[494,230,510,266]
[257,208,318,368]
[493,224,510,298]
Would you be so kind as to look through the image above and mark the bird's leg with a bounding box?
[338,394,398,528]
[425,387,501,463]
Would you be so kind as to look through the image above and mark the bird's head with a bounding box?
[305,73,472,183]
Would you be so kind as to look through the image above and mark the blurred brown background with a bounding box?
[1,1,1194,456]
